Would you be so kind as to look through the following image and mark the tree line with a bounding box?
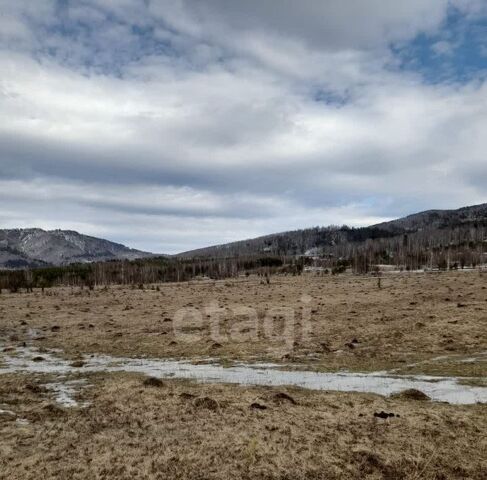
[0,220,485,292]
[0,255,303,292]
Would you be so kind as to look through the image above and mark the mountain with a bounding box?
[3,203,485,270]
[373,203,487,233]
[177,203,487,259]
[0,228,153,269]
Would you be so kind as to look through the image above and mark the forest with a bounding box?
[0,219,485,292]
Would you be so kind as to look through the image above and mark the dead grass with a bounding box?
[0,372,486,480]
[0,271,486,479]
[458,377,487,387]
[0,271,486,376]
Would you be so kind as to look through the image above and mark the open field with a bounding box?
[0,374,487,480]
[1,372,486,480]
[1,271,486,479]
[1,271,486,374]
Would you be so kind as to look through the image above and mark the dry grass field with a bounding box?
[1,372,486,480]
[1,271,486,374]
[1,271,486,479]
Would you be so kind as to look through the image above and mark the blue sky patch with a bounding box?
[392,7,486,84]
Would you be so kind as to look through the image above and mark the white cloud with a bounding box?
[432,40,457,56]
[0,0,486,252]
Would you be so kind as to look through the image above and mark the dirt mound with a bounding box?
[193,396,220,411]
[70,360,85,368]
[273,392,297,405]
[143,377,164,388]
[391,389,430,401]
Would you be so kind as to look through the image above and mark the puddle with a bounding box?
[44,379,91,407]
[1,345,486,405]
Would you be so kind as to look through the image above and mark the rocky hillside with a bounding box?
[0,229,153,269]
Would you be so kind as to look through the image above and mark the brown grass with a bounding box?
[0,271,486,375]
[0,372,486,480]
[1,271,486,479]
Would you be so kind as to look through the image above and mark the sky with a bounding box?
[0,0,486,254]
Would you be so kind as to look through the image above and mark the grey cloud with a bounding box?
[0,0,486,252]
[180,0,451,50]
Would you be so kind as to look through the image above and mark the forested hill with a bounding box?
[373,203,487,234]
[177,203,487,259]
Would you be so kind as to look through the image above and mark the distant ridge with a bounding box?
[0,228,154,269]
[3,203,486,269]
[177,203,487,258]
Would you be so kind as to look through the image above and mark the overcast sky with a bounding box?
[0,1,486,253]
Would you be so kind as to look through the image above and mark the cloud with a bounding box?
[172,0,451,49]
[0,1,486,252]
[432,40,457,56]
